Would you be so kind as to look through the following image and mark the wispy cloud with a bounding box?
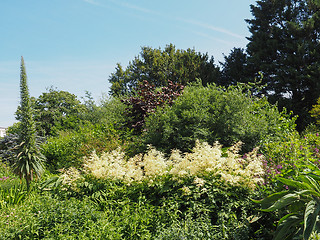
[81,0,243,41]
[83,0,101,6]
[83,0,154,14]
[191,30,238,46]
[177,18,245,40]
[114,1,244,40]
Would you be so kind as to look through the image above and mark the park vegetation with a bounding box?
[1,0,320,239]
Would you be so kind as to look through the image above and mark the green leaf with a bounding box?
[278,177,312,190]
[251,191,288,209]
[26,161,29,174]
[262,192,302,212]
[304,199,320,240]
[308,173,320,182]
[302,175,320,194]
[274,214,303,240]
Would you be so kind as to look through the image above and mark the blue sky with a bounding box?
[1,0,256,127]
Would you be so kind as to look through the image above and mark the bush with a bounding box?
[46,142,273,239]
[310,97,320,125]
[42,123,123,171]
[84,95,127,127]
[0,193,108,239]
[144,82,296,154]
[260,129,320,186]
[0,134,19,165]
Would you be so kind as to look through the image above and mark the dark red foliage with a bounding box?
[122,80,184,133]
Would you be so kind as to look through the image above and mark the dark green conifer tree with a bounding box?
[246,0,320,129]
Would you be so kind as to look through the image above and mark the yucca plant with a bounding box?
[254,165,320,240]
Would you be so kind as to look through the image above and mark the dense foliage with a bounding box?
[42,123,123,171]
[31,87,87,137]
[37,141,271,239]
[310,98,320,125]
[109,44,220,96]
[121,80,184,133]
[0,134,19,165]
[219,48,252,86]
[144,82,296,154]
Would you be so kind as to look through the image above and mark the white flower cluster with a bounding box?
[59,167,83,191]
[69,141,265,189]
[169,141,265,189]
[83,149,143,184]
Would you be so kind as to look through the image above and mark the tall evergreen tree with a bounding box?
[246,0,320,129]
[14,56,45,190]
[219,48,251,86]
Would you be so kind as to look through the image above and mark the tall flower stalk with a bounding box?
[13,56,45,190]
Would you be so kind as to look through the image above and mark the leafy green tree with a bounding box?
[108,44,220,96]
[31,87,87,136]
[246,0,320,130]
[14,57,45,190]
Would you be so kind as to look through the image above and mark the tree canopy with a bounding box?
[245,0,320,129]
[108,44,220,96]
[31,87,86,136]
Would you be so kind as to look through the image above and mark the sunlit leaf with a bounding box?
[304,199,320,240]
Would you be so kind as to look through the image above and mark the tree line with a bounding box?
[109,0,320,131]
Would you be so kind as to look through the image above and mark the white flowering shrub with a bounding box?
[82,149,143,184]
[170,141,265,189]
[53,141,268,239]
[76,141,265,190]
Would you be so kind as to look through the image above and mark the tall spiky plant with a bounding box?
[14,56,45,190]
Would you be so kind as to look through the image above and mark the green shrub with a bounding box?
[154,215,216,240]
[87,95,127,127]
[144,82,296,154]
[0,193,108,239]
[42,123,123,171]
[260,129,320,186]
[50,142,273,239]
